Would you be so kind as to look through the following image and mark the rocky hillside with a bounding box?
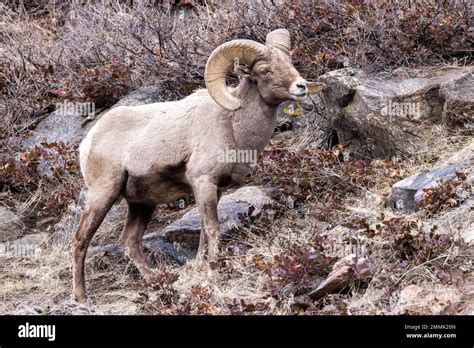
[1,65,472,315]
[0,1,473,315]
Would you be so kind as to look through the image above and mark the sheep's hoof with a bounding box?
[73,293,88,304]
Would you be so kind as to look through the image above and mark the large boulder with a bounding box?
[273,93,330,148]
[22,103,91,148]
[147,186,275,248]
[25,86,162,148]
[109,86,162,108]
[441,72,474,132]
[387,165,471,211]
[313,67,474,159]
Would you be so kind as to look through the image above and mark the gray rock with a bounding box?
[273,90,330,148]
[315,67,474,158]
[22,105,90,148]
[88,237,192,265]
[441,72,474,135]
[0,206,23,242]
[25,86,161,149]
[387,163,472,211]
[22,86,162,178]
[110,85,161,108]
[319,68,360,109]
[147,186,274,248]
[0,206,21,231]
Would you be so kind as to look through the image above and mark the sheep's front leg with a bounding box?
[192,176,220,264]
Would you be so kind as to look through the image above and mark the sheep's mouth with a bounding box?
[291,92,308,100]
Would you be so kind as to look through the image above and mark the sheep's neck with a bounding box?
[231,81,278,155]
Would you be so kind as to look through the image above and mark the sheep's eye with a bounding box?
[259,68,271,76]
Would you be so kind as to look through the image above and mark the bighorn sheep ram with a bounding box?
[73,29,324,302]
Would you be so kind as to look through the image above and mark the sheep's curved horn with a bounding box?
[205,39,266,111]
[265,29,291,55]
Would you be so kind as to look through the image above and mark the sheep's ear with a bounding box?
[307,82,326,94]
[234,64,253,80]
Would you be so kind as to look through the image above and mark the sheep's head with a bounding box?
[205,29,325,110]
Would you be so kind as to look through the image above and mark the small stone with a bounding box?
[387,164,472,211]
[309,254,374,300]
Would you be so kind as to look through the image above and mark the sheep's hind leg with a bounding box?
[193,176,220,265]
[119,203,158,285]
[196,228,208,262]
[196,188,222,262]
[72,183,123,303]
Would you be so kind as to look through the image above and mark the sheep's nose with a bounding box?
[296,81,307,92]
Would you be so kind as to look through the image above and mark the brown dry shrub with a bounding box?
[419,172,471,215]
[250,143,380,222]
[1,0,472,139]
[0,140,81,219]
